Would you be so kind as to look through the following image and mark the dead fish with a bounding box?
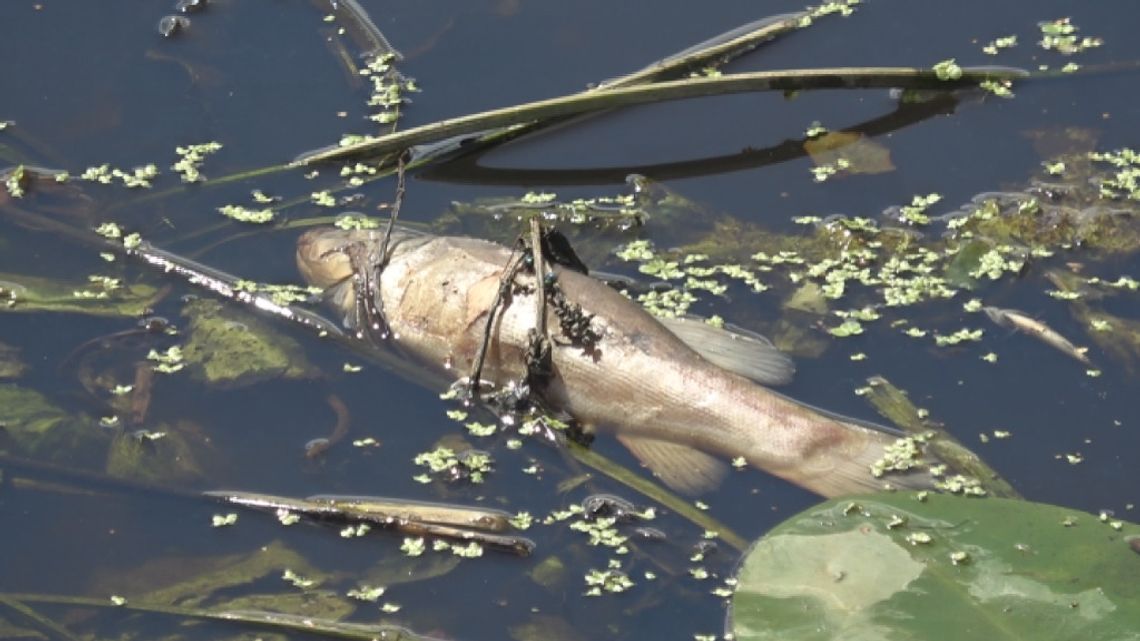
[297,227,937,497]
[983,306,1091,365]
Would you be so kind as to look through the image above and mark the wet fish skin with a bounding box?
[983,306,1091,365]
[297,227,934,497]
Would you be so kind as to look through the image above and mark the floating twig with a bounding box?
[466,248,527,400]
[376,150,409,270]
[205,490,534,555]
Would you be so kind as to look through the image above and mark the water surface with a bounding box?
[1,2,1138,639]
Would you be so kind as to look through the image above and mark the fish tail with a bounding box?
[781,423,935,498]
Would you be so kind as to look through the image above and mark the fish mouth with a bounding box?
[296,228,366,290]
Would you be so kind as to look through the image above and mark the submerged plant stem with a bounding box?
[0,596,86,641]
[111,162,291,212]
[1,593,430,641]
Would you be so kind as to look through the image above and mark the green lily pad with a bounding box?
[0,271,160,317]
[180,298,318,388]
[804,131,895,176]
[942,239,992,289]
[100,540,327,608]
[728,493,1140,641]
[216,590,356,622]
[766,317,830,359]
[360,546,462,587]
[104,420,211,484]
[0,383,105,463]
[783,282,830,316]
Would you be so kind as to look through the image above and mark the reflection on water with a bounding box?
[1,1,1139,639]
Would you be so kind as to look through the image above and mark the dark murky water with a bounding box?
[1,1,1138,640]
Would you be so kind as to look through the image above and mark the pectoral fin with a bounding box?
[616,434,728,495]
[660,317,795,385]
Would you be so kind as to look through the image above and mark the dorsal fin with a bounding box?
[660,317,795,386]
[616,434,728,495]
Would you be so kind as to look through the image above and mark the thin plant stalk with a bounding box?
[295,66,1027,165]
[1,593,433,641]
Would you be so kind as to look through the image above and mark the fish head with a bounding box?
[296,225,432,287]
[296,224,433,331]
[981,306,1006,326]
[296,227,365,290]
